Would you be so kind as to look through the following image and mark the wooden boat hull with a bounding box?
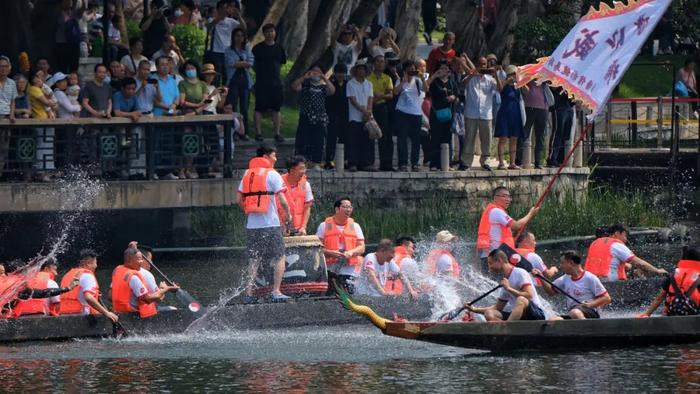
[381,315,700,351]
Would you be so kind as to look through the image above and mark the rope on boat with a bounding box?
[335,283,388,331]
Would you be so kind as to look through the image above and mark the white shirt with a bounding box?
[397,257,419,282]
[47,279,60,305]
[553,271,608,311]
[498,266,542,312]
[480,207,513,257]
[140,267,158,294]
[77,272,99,315]
[346,78,373,122]
[522,251,547,284]
[121,54,149,75]
[605,242,636,282]
[152,49,181,68]
[395,77,424,116]
[128,274,149,310]
[333,42,361,71]
[436,254,455,275]
[238,169,286,229]
[212,18,240,53]
[465,74,498,120]
[316,220,365,276]
[54,89,81,119]
[203,85,221,113]
[358,252,401,296]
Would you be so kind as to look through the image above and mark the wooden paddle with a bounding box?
[98,295,128,339]
[141,254,204,316]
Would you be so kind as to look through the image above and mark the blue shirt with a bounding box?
[135,80,157,113]
[154,74,179,116]
[112,91,137,113]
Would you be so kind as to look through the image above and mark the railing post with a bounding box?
[605,101,613,147]
[522,132,532,169]
[440,143,449,171]
[224,120,233,178]
[630,100,638,145]
[656,96,663,148]
[573,110,584,168]
[146,123,155,179]
[336,143,344,175]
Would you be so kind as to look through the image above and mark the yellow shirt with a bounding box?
[28,85,49,119]
[367,72,393,105]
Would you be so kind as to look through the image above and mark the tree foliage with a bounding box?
[171,24,206,64]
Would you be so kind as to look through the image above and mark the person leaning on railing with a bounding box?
[153,56,181,180]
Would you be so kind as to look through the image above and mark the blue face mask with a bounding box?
[103,76,111,84]
[185,69,197,79]
[310,75,321,82]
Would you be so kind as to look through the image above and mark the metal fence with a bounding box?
[0,115,234,181]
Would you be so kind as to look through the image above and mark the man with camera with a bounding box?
[140,0,172,59]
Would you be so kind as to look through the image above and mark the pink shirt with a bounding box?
[523,82,547,110]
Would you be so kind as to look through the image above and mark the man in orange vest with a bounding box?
[476,186,538,270]
[585,223,666,282]
[13,258,62,317]
[111,247,179,318]
[426,230,461,278]
[60,249,118,323]
[316,197,365,294]
[390,236,419,288]
[237,145,292,302]
[358,239,418,298]
[515,231,557,285]
[639,247,700,317]
[278,156,314,236]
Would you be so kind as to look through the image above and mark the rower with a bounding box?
[60,249,118,323]
[357,239,418,298]
[277,156,314,236]
[386,236,419,292]
[476,187,538,270]
[425,230,461,279]
[13,258,62,317]
[537,250,611,320]
[466,249,546,321]
[237,145,292,303]
[515,231,558,285]
[585,223,667,282]
[639,247,700,317]
[111,247,178,318]
[317,197,365,295]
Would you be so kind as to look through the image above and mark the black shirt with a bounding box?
[326,76,348,121]
[252,42,286,87]
[141,16,169,59]
[429,77,458,110]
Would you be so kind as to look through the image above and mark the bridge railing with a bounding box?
[0,115,234,181]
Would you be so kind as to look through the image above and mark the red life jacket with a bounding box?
[585,237,626,280]
[60,267,100,315]
[322,217,361,267]
[241,157,275,214]
[13,271,55,317]
[664,259,700,315]
[384,246,411,295]
[111,265,157,319]
[476,203,514,252]
[426,249,461,278]
[277,174,308,230]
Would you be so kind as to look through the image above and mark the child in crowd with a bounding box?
[13,75,31,119]
[41,74,57,119]
[66,73,81,107]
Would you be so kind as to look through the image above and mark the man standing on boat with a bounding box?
[466,249,546,321]
[476,187,538,270]
[537,250,611,319]
[516,231,558,285]
[317,197,365,294]
[237,145,292,302]
[60,249,118,323]
[585,224,667,282]
[277,156,314,236]
[358,239,418,298]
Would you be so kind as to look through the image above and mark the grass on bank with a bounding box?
[616,54,686,98]
[191,188,669,247]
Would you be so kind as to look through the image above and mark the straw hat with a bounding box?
[505,64,518,75]
[201,63,218,75]
[436,230,457,243]
[486,53,498,62]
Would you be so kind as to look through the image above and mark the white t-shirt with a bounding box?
[77,272,99,315]
[605,242,635,281]
[523,251,547,285]
[498,266,542,312]
[395,77,424,116]
[553,271,608,311]
[212,18,240,53]
[397,257,419,282]
[358,252,401,296]
[333,42,361,71]
[47,279,60,305]
[238,169,286,229]
[465,74,498,120]
[128,274,149,310]
[152,49,181,68]
[436,254,455,275]
[121,54,149,75]
[346,78,373,122]
[140,267,158,294]
[316,220,365,276]
[480,207,514,257]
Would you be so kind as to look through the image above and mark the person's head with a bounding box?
[121,77,137,98]
[559,250,583,275]
[334,197,353,219]
[110,60,124,79]
[477,56,488,71]
[486,54,498,68]
[255,144,277,164]
[40,257,58,277]
[216,0,228,16]
[201,63,218,84]
[373,55,386,73]
[28,69,44,87]
[105,3,116,20]
[352,62,369,80]
[436,230,457,251]
[333,63,347,80]
[684,58,695,71]
[151,0,165,12]
[401,60,417,77]
[156,56,171,76]
[308,65,323,82]
[375,238,396,264]
[52,73,69,91]
[123,247,143,269]
[0,56,11,79]
[492,186,512,209]
[262,23,276,43]
[449,57,465,74]
[594,226,609,238]
[516,231,536,250]
[178,0,196,17]
[137,60,152,79]
[339,25,355,45]
[129,37,143,55]
[416,59,427,75]
[505,64,518,82]
[68,72,79,86]
[231,27,247,48]
[609,223,629,243]
[163,34,177,51]
[437,59,450,78]
[396,236,416,257]
[94,63,108,83]
[36,57,50,74]
[78,248,98,272]
[138,244,153,270]
[443,32,456,49]
[181,59,200,80]
[14,74,27,93]
[286,155,307,179]
[487,249,510,274]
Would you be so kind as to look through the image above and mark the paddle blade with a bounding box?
[498,243,533,272]
[175,289,203,315]
[439,306,465,322]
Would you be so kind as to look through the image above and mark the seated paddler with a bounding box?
[59,249,119,323]
[639,246,700,318]
[357,239,418,299]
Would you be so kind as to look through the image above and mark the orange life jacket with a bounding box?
[241,157,275,214]
[322,217,362,266]
[664,259,700,314]
[60,268,100,315]
[277,174,308,230]
[384,246,411,295]
[516,247,543,286]
[13,271,56,317]
[476,203,515,251]
[426,249,461,278]
[585,237,627,280]
[111,265,158,319]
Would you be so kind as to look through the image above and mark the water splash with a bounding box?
[184,267,249,333]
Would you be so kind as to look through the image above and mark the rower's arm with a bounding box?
[470,299,506,314]
[504,283,533,300]
[277,192,292,222]
[84,293,114,317]
[511,206,538,231]
[630,256,667,276]
[585,292,612,309]
[235,192,244,209]
[367,271,387,296]
[399,273,418,299]
[301,204,311,233]
[641,289,666,316]
[347,239,365,258]
[538,275,558,296]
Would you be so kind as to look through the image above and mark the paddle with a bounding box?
[98,295,128,339]
[141,254,204,315]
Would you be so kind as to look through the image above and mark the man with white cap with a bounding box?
[425,230,461,278]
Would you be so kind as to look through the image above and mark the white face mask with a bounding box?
[174,9,184,17]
